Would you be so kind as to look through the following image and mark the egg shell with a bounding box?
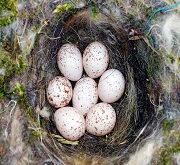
[98,69,125,103]
[83,41,109,78]
[54,107,85,141]
[86,102,116,136]
[57,43,83,81]
[72,77,98,116]
[46,76,72,108]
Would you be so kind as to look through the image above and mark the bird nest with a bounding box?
[24,7,160,164]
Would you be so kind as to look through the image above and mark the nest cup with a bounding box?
[26,7,159,164]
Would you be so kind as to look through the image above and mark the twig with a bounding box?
[4,100,17,138]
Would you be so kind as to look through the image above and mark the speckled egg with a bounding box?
[72,77,98,116]
[98,69,125,103]
[86,103,116,136]
[57,43,83,81]
[46,76,72,108]
[54,107,85,141]
[83,41,109,78]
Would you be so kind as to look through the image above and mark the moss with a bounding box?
[52,3,74,14]
[0,49,26,97]
[123,1,153,29]
[158,130,180,165]
[0,47,34,143]
[0,34,26,97]
[90,1,99,19]
[0,0,18,27]
[52,1,99,19]
[1,81,29,112]
[11,83,41,144]
[33,34,40,49]
[156,119,180,165]
[162,119,174,135]
[25,8,41,20]
[25,129,41,144]
[160,48,178,65]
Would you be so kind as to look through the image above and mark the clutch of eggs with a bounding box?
[46,42,126,141]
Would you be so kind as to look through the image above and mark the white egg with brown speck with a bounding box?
[72,77,98,116]
[54,107,85,141]
[86,103,116,136]
[57,43,83,81]
[83,41,109,78]
[46,76,72,108]
[98,69,125,103]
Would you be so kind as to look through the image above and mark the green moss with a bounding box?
[8,82,41,144]
[0,35,26,92]
[155,119,180,165]
[108,0,122,3]
[33,34,40,49]
[53,3,74,14]
[0,0,18,27]
[160,48,178,64]
[158,130,180,165]
[162,119,174,135]
[91,1,99,19]
[26,8,41,20]
[25,129,41,144]
[0,49,26,96]
[124,1,153,27]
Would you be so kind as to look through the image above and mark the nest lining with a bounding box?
[25,7,159,163]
